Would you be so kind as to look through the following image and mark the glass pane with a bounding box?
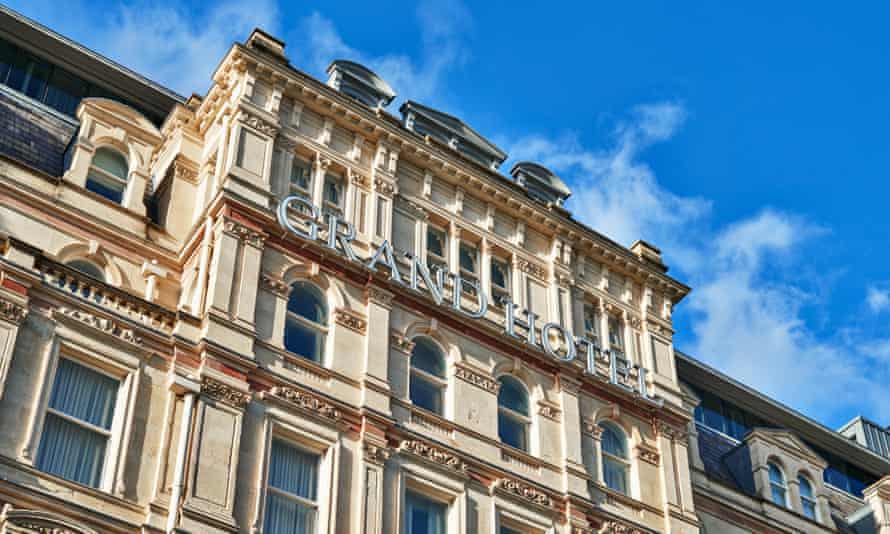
[3,45,31,92]
[44,66,86,115]
[287,283,326,324]
[498,413,527,451]
[798,476,813,499]
[802,500,817,520]
[0,39,18,85]
[48,358,118,429]
[501,527,523,534]
[92,148,129,179]
[608,317,623,347]
[600,423,627,458]
[86,171,125,203]
[66,260,105,281]
[406,492,446,534]
[411,338,445,377]
[264,492,316,534]
[426,227,445,258]
[410,376,442,415]
[491,259,508,289]
[771,485,786,506]
[284,318,322,362]
[497,376,528,415]
[583,305,598,336]
[459,242,477,273]
[290,159,311,191]
[603,457,628,494]
[268,439,319,500]
[24,58,50,100]
[36,412,108,487]
[768,464,784,485]
[323,175,342,206]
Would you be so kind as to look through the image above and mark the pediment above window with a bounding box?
[2,509,99,534]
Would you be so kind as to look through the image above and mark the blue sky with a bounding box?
[10,0,890,428]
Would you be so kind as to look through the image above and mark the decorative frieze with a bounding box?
[582,419,604,440]
[334,308,368,334]
[538,401,562,422]
[390,332,415,354]
[516,258,546,280]
[599,520,647,534]
[655,420,688,442]
[271,386,342,422]
[223,220,266,248]
[367,286,394,308]
[363,442,391,466]
[0,298,26,324]
[172,159,199,184]
[498,477,552,507]
[201,376,250,408]
[260,273,290,297]
[454,363,499,394]
[55,307,142,345]
[636,444,660,466]
[374,177,395,197]
[238,110,277,136]
[400,439,466,472]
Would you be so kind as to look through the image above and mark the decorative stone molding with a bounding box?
[172,159,199,184]
[0,298,26,324]
[582,419,604,440]
[334,308,368,334]
[349,169,370,189]
[275,135,299,153]
[454,363,499,394]
[374,177,395,197]
[363,442,391,466]
[400,439,466,472]
[271,387,343,422]
[636,444,660,466]
[498,478,552,507]
[238,110,277,136]
[516,258,546,280]
[630,317,642,329]
[655,420,687,442]
[599,520,647,534]
[3,509,98,534]
[390,332,415,354]
[223,220,266,248]
[367,286,394,308]
[260,273,290,297]
[538,401,562,422]
[55,307,142,345]
[201,376,250,408]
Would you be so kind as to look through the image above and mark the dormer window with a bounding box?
[768,462,788,507]
[799,475,818,520]
[86,147,128,203]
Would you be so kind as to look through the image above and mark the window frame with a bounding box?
[599,421,631,496]
[263,438,322,533]
[607,314,624,352]
[85,146,129,204]
[768,461,789,508]
[283,282,329,364]
[26,338,138,493]
[322,172,345,214]
[798,474,818,520]
[489,255,512,308]
[497,376,531,453]
[409,337,448,416]
[425,224,448,270]
[289,155,313,198]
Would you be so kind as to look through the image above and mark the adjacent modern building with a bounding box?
[0,6,886,534]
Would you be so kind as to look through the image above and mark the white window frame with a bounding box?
[497,376,532,454]
[283,283,329,365]
[599,421,631,497]
[398,467,465,534]
[254,411,340,534]
[289,155,313,198]
[322,172,345,214]
[86,146,129,203]
[798,474,819,521]
[408,337,448,417]
[425,223,448,270]
[489,255,512,307]
[23,335,139,494]
[495,504,551,534]
[768,461,789,508]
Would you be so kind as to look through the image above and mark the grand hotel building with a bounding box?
[0,6,887,534]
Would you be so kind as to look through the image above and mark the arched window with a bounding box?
[497,376,530,452]
[86,147,129,204]
[409,337,446,415]
[66,259,105,282]
[600,422,629,495]
[768,462,788,507]
[799,474,818,520]
[284,282,327,363]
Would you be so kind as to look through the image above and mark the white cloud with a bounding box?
[866,285,890,313]
[6,0,280,95]
[291,0,471,107]
[512,103,890,425]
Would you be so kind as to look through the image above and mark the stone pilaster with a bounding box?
[865,476,890,534]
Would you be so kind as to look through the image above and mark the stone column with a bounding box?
[449,222,462,274]
[312,154,329,207]
[360,429,390,534]
[582,419,604,485]
[865,476,890,534]
[560,377,587,497]
[363,286,393,414]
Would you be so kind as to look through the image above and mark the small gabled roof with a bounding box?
[326,60,396,108]
[399,100,507,165]
[510,161,572,200]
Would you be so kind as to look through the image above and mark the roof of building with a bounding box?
[326,60,396,108]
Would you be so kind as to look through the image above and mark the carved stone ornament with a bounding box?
[454,364,499,394]
[271,386,343,422]
[334,308,368,334]
[239,110,277,136]
[55,307,142,345]
[367,286,394,308]
[582,419,604,440]
[636,445,660,466]
[349,169,370,188]
[538,402,562,422]
[630,317,642,329]
[223,220,266,248]
[399,439,466,472]
[655,420,688,442]
[260,273,290,297]
[390,332,415,354]
[0,298,27,324]
[201,376,250,408]
[599,520,647,534]
[516,258,546,280]
[3,509,99,534]
[275,135,299,153]
[173,160,199,184]
[363,442,391,465]
[374,177,395,197]
[498,477,552,507]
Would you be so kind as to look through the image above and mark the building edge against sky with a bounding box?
[0,4,887,534]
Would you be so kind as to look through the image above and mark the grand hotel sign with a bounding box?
[279,196,661,405]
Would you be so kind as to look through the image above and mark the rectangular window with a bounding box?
[376,197,389,238]
[608,316,623,350]
[490,257,511,306]
[289,157,312,195]
[405,491,446,534]
[583,304,599,340]
[458,242,478,275]
[35,358,119,488]
[323,173,343,210]
[426,226,447,269]
[264,439,320,534]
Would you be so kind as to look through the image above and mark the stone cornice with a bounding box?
[54,307,143,346]
[399,439,466,472]
[334,307,368,335]
[201,376,251,408]
[497,477,552,507]
[269,386,343,423]
[0,297,26,324]
[454,362,499,394]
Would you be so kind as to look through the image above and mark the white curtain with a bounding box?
[264,440,319,534]
[36,358,118,487]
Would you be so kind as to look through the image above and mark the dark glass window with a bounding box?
[284,282,327,362]
[410,337,446,415]
[497,376,530,451]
